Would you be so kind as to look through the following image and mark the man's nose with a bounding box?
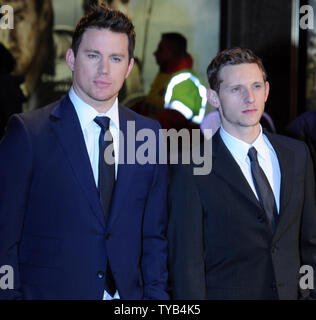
[98,57,109,74]
[245,88,255,104]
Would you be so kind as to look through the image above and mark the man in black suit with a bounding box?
[168,48,316,300]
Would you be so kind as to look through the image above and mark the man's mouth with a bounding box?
[242,108,257,114]
[94,80,111,88]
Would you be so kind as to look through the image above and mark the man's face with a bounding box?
[0,0,41,74]
[210,63,269,138]
[66,28,134,110]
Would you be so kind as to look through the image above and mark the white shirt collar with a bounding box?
[69,86,119,131]
[220,125,268,163]
[251,128,269,162]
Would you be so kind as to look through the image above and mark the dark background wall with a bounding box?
[220,0,308,133]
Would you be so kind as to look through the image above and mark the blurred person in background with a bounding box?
[0,0,54,111]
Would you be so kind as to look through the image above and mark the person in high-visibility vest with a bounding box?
[144,32,206,124]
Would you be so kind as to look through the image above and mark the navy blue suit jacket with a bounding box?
[0,95,169,300]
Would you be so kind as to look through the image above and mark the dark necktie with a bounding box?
[94,116,115,222]
[248,147,278,234]
[94,116,116,297]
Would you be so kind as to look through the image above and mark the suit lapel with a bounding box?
[265,133,295,242]
[106,105,136,229]
[211,131,262,210]
[50,95,105,229]
[212,131,296,240]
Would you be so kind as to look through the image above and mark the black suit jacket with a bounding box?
[168,130,316,300]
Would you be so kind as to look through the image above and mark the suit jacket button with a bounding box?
[97,271,104,279]
[258,215,265,222]
[106,233,111,240]
[271,246,278,254]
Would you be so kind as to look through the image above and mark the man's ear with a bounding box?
[207,89,221,109]
[66,49,75,72]
[125,58,135,79]
[264,81,270,102]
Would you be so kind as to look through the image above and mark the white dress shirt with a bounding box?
[219,126,281,213]
[69,87,120,181]
[69,87,120,300]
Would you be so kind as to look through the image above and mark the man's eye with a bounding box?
[231,87,240,93]
[254,84,262,89]
[88,54,98,59]
[111,56,121,63]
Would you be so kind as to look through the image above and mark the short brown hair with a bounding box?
[207,48,267,92]
[71,5,135,61]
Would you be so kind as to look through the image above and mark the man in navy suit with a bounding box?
[168,48,316,299]
[0,5,169,300]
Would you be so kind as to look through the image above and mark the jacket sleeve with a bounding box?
[0,115,33,299]
[300,142,316,299]
[167,164,207,299]
[141,121,169,300]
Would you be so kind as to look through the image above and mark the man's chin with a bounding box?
[93,95,113,102]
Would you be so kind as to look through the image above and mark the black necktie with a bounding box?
[248,147,278,234]
[94,116,115,222]
[94,116,116,297]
